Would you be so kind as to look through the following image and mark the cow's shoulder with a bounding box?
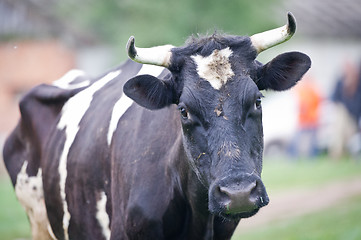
[3,71,90,183]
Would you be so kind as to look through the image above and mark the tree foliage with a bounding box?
[55,0,280,47]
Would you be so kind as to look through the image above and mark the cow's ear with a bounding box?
[256,52,311,91]
[123,74,176,110]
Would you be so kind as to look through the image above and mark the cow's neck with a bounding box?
[167,135,214,239]
[185,169,215,239]
[168,132,239,239]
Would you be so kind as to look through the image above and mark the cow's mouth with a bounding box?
[219,208,260,221]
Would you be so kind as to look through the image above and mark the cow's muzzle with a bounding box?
[209,174,269,220]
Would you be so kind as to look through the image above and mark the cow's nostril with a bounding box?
[214,186,231,205]
[250,181,260,199]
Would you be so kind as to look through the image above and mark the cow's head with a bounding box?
[124,13,311,220]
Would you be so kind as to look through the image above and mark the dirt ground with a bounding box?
[236,177,361,232]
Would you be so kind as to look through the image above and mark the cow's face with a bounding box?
[124,13,311,220]
[176,40,266,220]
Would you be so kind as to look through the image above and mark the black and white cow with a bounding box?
[3,13,310,240]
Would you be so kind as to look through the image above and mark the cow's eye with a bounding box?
[179,107,189,120]
[254,97,262,110]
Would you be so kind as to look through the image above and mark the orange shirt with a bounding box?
[296,81,322,128]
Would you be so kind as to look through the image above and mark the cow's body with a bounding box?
[3,13,311,240]
[4,61,238,239]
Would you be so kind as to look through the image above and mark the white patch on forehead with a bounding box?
[96,191,111,240]
[57,70,120,240]
[107,64,165,145]
[191,47,234,90]
[15,161,57,240]
[52,69,90,90]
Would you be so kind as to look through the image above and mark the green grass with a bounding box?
[233,194,361,240]
[262,157,361,194]
[0,176,31,240]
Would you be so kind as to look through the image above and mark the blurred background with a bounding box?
[0,0,360,239]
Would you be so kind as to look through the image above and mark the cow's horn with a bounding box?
[126,36,174,67]
[250,12,296,54]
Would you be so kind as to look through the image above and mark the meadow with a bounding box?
[0,157,360,240]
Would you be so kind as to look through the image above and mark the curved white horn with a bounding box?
[250,12,296,54]
[126,36,174,67]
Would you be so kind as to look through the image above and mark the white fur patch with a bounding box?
[57,70,121,240]
[15,161,57,240]
[191,47,234,90]
[96,191,111,240]
[52,69,90,90]
[107,65,165,145]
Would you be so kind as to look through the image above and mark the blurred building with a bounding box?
[0,0,116,141]
[0,41,75,132]
[0,1,74,137]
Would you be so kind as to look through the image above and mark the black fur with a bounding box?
[256,52,311,91]
[124,74,177,110]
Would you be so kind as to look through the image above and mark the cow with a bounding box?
[3,12,310,240]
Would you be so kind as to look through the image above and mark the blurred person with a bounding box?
[330,59,361,159]
[289,75,322,158]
